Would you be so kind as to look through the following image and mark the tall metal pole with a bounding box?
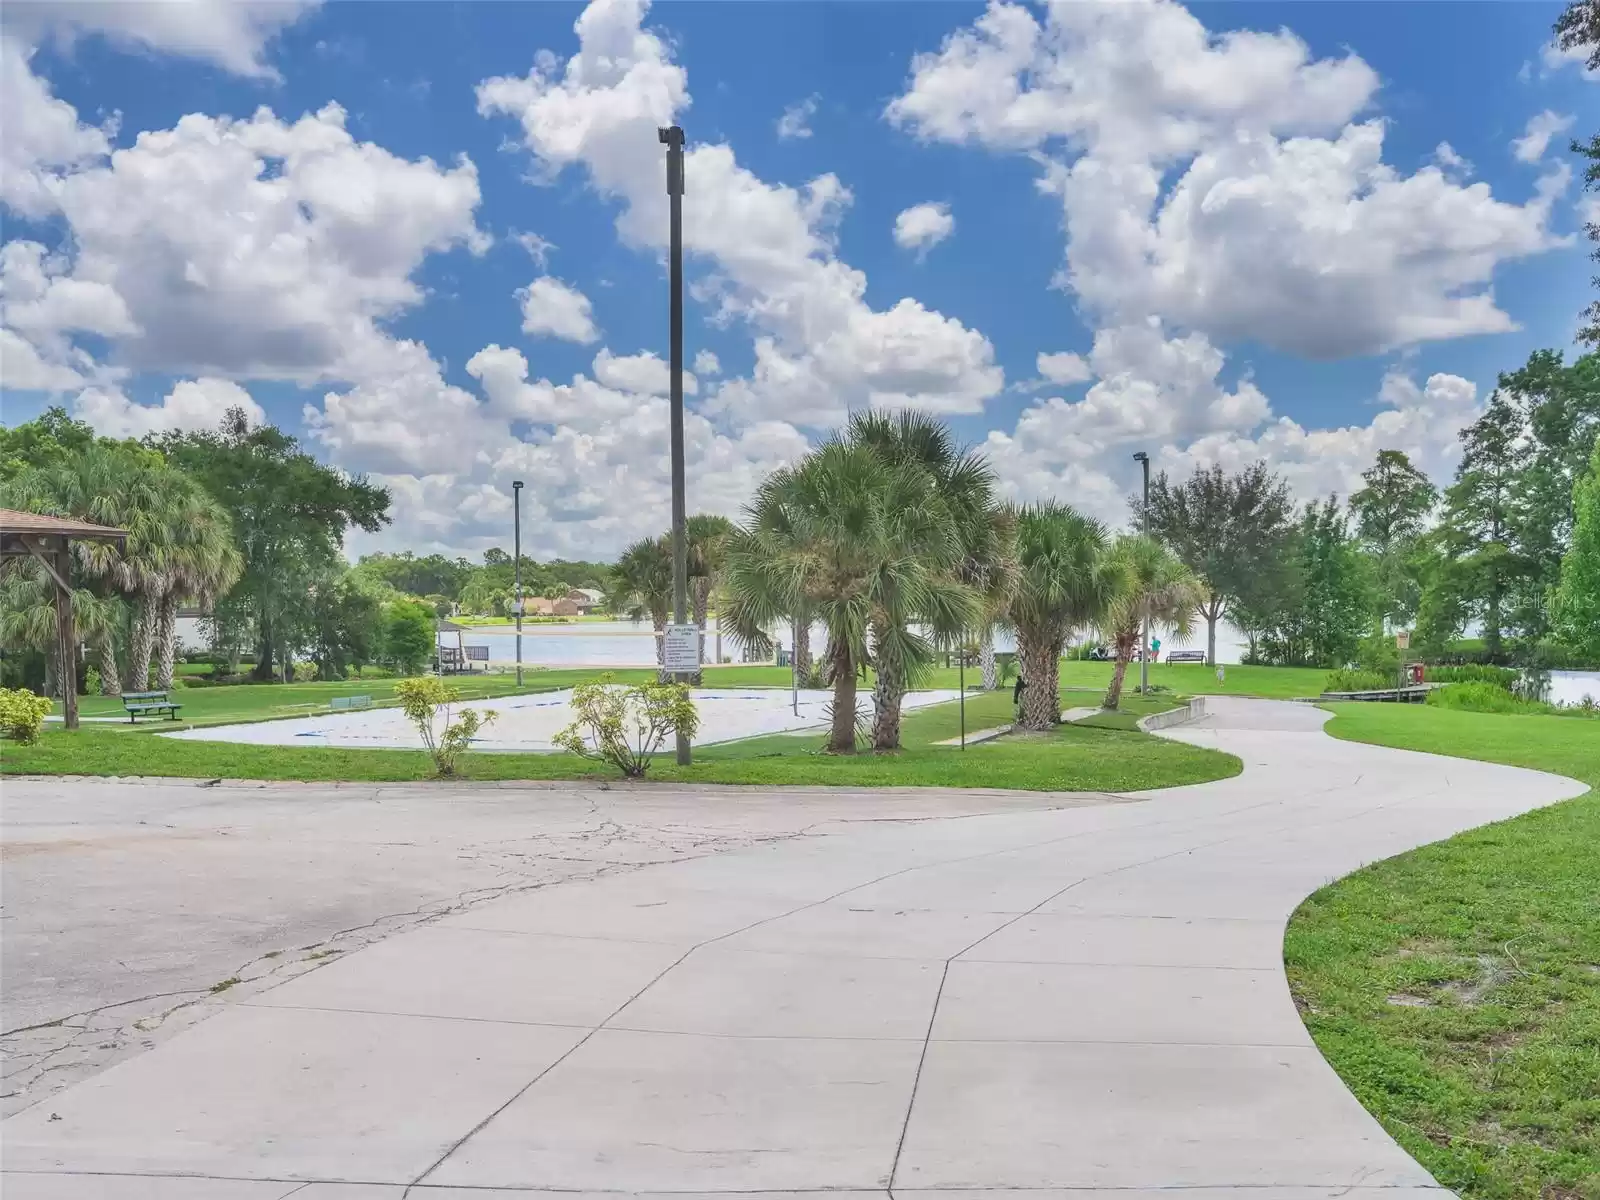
[660,125,691,765]
[512,480,524,689]
[959,637,966,749]
[1134,452,1151,696]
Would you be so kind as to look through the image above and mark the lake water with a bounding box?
[177,615,1600,703]
[1549,671,1600,707]
[444,621,1030,667]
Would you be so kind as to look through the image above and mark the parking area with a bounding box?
[0,773,1091,1115]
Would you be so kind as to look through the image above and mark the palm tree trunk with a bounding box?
[871,643,904,752]
[1017,628,1061,731]
[692,579,709,662]
[154,593,180,689]
[97,637,122,695]
[1104,628,1136,710]
[827,637,857,754]
[818,631,837,687]
[979,629,997,691]
[128,596,157,691]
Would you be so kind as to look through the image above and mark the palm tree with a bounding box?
[609,536,673,680]
[1005,503,1115,731]
[1099,535,1204,711]
[686,513,735,674]
[3,443,176,691]
[151,486,242,689]
[723,439,979,754]
[0,568,122,698]
[845,411,1004,746]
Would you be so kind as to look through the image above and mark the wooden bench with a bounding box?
[329,694,373,712]
[121,690,183,722]
[1166,650,1207,664]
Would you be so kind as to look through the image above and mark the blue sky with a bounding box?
[2,0,1594,558]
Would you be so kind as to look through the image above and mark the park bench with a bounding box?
[120,690,182,722]
[329,694,373,712]
[1166,650,1207,664]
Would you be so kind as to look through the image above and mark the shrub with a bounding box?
[1424,664,1517,689]
[0,687,54,744]
[385,600,436,675]
[393,676,497,777]
[553,673,699,777]
[84,665,102,695]
[1324,668,1390,693]
[1426,682,1597,718]
[1355,633,1401,677]
[998,654,1018,687]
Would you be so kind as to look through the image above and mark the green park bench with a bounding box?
[120,690,183,723]
[329,694,373,712]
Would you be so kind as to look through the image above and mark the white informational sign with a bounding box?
[663,623,701,674]
[1395,630,1411,650]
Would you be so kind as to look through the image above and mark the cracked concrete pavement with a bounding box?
[1,773,1111,1116]
[2,698,1588,1199]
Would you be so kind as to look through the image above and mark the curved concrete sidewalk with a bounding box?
[3,697,1586,1199]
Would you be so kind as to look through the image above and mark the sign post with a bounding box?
[1395,630,1411,691]
[663,624,700,676]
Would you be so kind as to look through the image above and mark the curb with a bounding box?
[1138,696,1207,732]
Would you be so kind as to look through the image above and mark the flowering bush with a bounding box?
[554,673,699,777]
[393,676,496,777]
[0,687,54,744]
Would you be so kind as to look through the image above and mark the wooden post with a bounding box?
[55,542,78,731]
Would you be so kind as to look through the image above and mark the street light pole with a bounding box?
[659,124,691,766]
[1133,451,1151,697]
[512,480,524,689]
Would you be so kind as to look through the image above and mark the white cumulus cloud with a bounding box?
[893,201,955,257]
[888,0,1562,359]
[1036,351,1091,385]
[592,347,697,396]
[776,95,818,140]
[519,277,600,344]
[1,0,318,79]
[1541,37,1597,80]
[1511,110,1574,164]
[477,0,1003,423]
[73,377,267,439]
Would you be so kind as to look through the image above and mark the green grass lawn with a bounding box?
[1287,704,1599,1200]
[1056,659,1329,698]
[10,682,1238,793]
